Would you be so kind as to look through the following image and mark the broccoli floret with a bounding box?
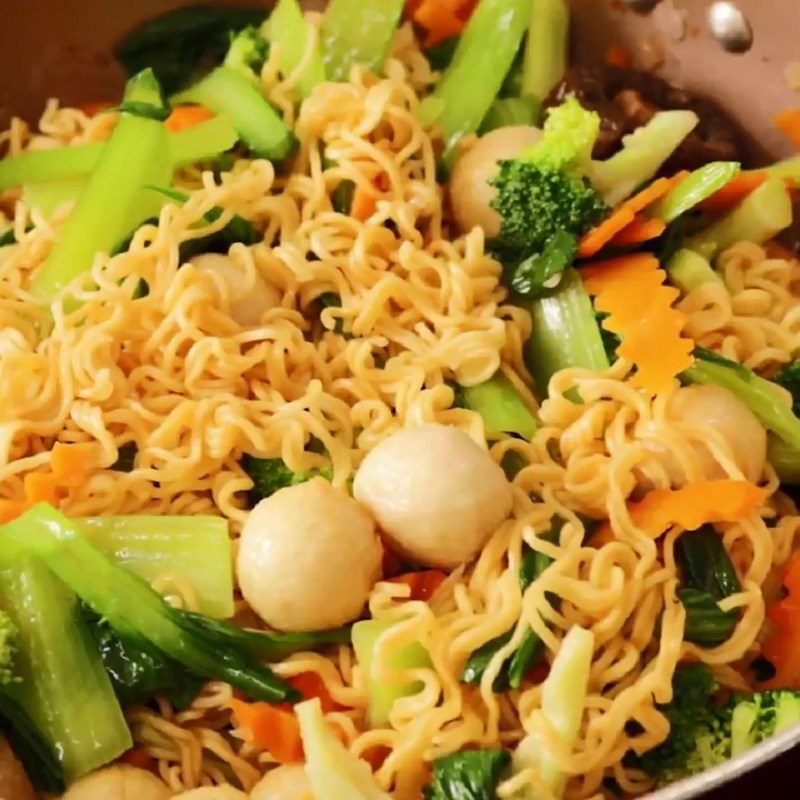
[490,98,606,279]
[638,662,800,784]
[241,454,334,505]
[773,360,800,417]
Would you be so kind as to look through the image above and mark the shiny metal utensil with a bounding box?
[708,1,754,52]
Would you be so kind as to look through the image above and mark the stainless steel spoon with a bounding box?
[708,1,754,53]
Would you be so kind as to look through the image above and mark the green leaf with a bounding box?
[676,526,740,601]
[423,748,511,800]
[679,588,737,646]
[510,230,577,298]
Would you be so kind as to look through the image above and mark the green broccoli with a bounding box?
[423,748,511,800]
[638,662,800,783]
[490,98,606,287]
[241,454,334,505]
[773,360,800,417]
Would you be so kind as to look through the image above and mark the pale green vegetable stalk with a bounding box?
[665,249,723,295]
[263,0,325,98]
[321,0,405,82]
[480,97,538,133]
[0,544,131,782]
[31,69,172,301]
[297,697,393,800]
[589,110,699,206]
[765,156,800,181]
[521,0,568,105]
[457,374,537,440]
[685,177,794,259]
[767,435,800,485]
[81,515,234,619]
[526,269,609,401]
[422,0,533,159]
[173,67,295,161]
[512,625,594,798]
[351,619,430,728]
[651,161,740,222]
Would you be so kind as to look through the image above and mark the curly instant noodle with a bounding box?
[2,19,800,800]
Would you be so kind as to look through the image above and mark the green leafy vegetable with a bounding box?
[321,0,405,81]
[676,526,740,600]
[521,0,568,106]
[768,435,800,485]
[509,230,577,298]
[425,37,460,71]
[1,504,299,704]
[223,26,269,84]
[479,97,537,133]
[453,373,537,440]
[683,348,800,451]
[0,228,15,247]
[652,162,740,223]
[526,269,610,401]
[665,248,722,295]
[262,0,325,98]
[31,69,172,301]
[242,454,334,505]
[589,110,699,206]
[685,177,793,259]
[421,0,532,160]
[422,748,511,800]
[773,360,800,418]
[678,588,737,646]
[114,5,266,94]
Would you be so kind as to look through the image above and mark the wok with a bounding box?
[0,0,798,796]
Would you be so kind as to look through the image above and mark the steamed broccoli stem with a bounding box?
[81,515,234,619]
[321,0,404,82]
[521,0,568,108]
[589,110,699,206]
[173,67,295,161]
[683,349,800,451]
[455,373,537,439]
[526,269,609,401]
[652,161,740,223]
[767,435,800,484]
[666,248,723,295]
[480,97,538,133]
[264,0,325,97]
[2,504,299,704]
[685,177,794,259]
[31,69,171,301]
[0,116,237,198]
[425,0,532,160]
[0,545,130,783]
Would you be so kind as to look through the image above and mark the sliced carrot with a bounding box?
[389,570,447,601]
[22,472,60,504]
[628,480,768,536]
[774,108,800,151]
[165,104,215,133]
[0,500,29,524]
[699,171,768,214]
[287,672,342,714]
[350,184,378,221]
[229,699,304,763]
[409,0,478,47]
[119,747,156,771]
[761,553,800,688]
[76,101,114,117]
[606,42,633,69]
[582,253,694,394]
[50,442,95,487]
[578,172,689,258]
[609,215,667,247]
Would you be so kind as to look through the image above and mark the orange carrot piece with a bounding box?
[350,184,378,221]
[410,0,476,46]
[362,744,391,771]
[582,253,694,394]
[628,480,768,537]
[578,173,688,258]
[229,699,304,763]
[609,215,667,247]
[775,108,800,151]
[605,42,633,69]
[761,553,800,688]
[699,171,768,214]
[389,570,447,601]
[165,104,215,133]
[50,442,95,487]
[287,672,342,714]
[0,500,29,524]
[22,472,60,505]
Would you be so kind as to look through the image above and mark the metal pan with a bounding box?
[1,0,798,795]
